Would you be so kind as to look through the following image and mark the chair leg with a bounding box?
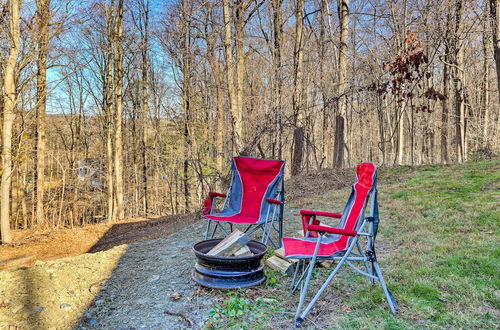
[204,220,212,240]
[278,216,283,248]
[373,261,398,315]
[210,222,220,239]
[294,236,322,323]
[295,237,360,327]
[291,259,310,294]
[357,241,374,286]
[290,259,302,293]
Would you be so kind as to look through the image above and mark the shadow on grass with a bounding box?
[88,214,200,253]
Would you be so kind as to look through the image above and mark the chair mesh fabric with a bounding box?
[283,163,377,258]
[204,157,285,224]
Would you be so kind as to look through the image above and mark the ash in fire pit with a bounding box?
[192,234,268,289]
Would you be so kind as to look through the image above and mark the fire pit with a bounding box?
[192,238,268,289]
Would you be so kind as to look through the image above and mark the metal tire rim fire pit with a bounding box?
[192,239,268,289]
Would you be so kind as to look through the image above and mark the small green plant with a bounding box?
[206,291,281,329]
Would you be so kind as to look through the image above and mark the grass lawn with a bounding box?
[205,159,500,329]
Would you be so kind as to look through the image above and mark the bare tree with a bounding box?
[139,0,149,215]
[33,0,51,227]
[491,0,500,103]
[105,0,116,222]
[113,0,125,219]
[223,0,240,153]
[291,0,304,176]
[333,0,349,168]
[1,0,21,244]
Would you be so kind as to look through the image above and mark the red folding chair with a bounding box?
[203,156,285,248]
[282,162,398,326]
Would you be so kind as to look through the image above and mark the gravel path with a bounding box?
[77,220,220,329]
[0,220,221,329]
[0,204,305,329]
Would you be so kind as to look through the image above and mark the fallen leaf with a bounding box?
[169,292,182,300]
[342,306,352,313]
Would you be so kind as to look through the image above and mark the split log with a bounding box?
[265,255,294,276]
[207,230,251,256]
[232,245,252,257]
[274,247,298,264]
[318,260,333,268]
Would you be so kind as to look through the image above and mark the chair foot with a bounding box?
[294,317,304,328]
[387,289,399,314]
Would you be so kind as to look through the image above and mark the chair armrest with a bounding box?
[209,192,227,198]
[267,198,283,204]
[300,210,342,218]
[307,224,357,237]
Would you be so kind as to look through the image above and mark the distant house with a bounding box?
[77,158,103,188]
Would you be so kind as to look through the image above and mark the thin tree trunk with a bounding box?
[490,0,500,103]
[291,0,304,176]
[272,0,283,159]
[483,18,491,141]
[205,8,224,175]
[322,0,338,168]
[235,0,246,151]
[105,0,115,222]
[140,0,149,216]
[441,5,453,164]
[182,0,191,212]
[114,0,125,219]
[333,0,349,168]
[453,0,466,162]
[1,0,20,244]
[20,161,28,229]
[223,0,241,153]
[33,0,50,228]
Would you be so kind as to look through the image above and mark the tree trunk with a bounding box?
[205,8,225,175]
[490,0,500,104]
[235,0,246,151]
[114,0,125,219]
[483,15,491,142]
[333,0,349,168]
[453,0,466,163]
[105,0,115,222]
[272,0,283,159]
[291,0,304,176]
[441,5,453,164]
[33,0,51,228]
[140,0,149,216]
[1,0,20,244]
[223,0,241,153]
[182,0,192,212]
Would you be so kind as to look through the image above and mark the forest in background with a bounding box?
[0,0,499,243]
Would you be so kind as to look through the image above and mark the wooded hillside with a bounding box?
[0,0,498,243]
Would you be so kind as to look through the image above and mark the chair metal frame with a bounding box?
[203,157,285,248]
[286,166,398,327]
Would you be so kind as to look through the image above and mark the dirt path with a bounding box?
[0,221,219,329]
[0,214,198,271]
[0,204,307,329]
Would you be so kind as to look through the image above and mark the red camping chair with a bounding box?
[282,162,398,327]
[203,156,285,248]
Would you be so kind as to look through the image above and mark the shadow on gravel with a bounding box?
[21,267,45,329]
[77,220,220,329]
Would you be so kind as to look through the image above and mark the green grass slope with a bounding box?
[206,160,500,329]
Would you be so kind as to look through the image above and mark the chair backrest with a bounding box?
[337,162,377,232]
[225,157,285,220]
